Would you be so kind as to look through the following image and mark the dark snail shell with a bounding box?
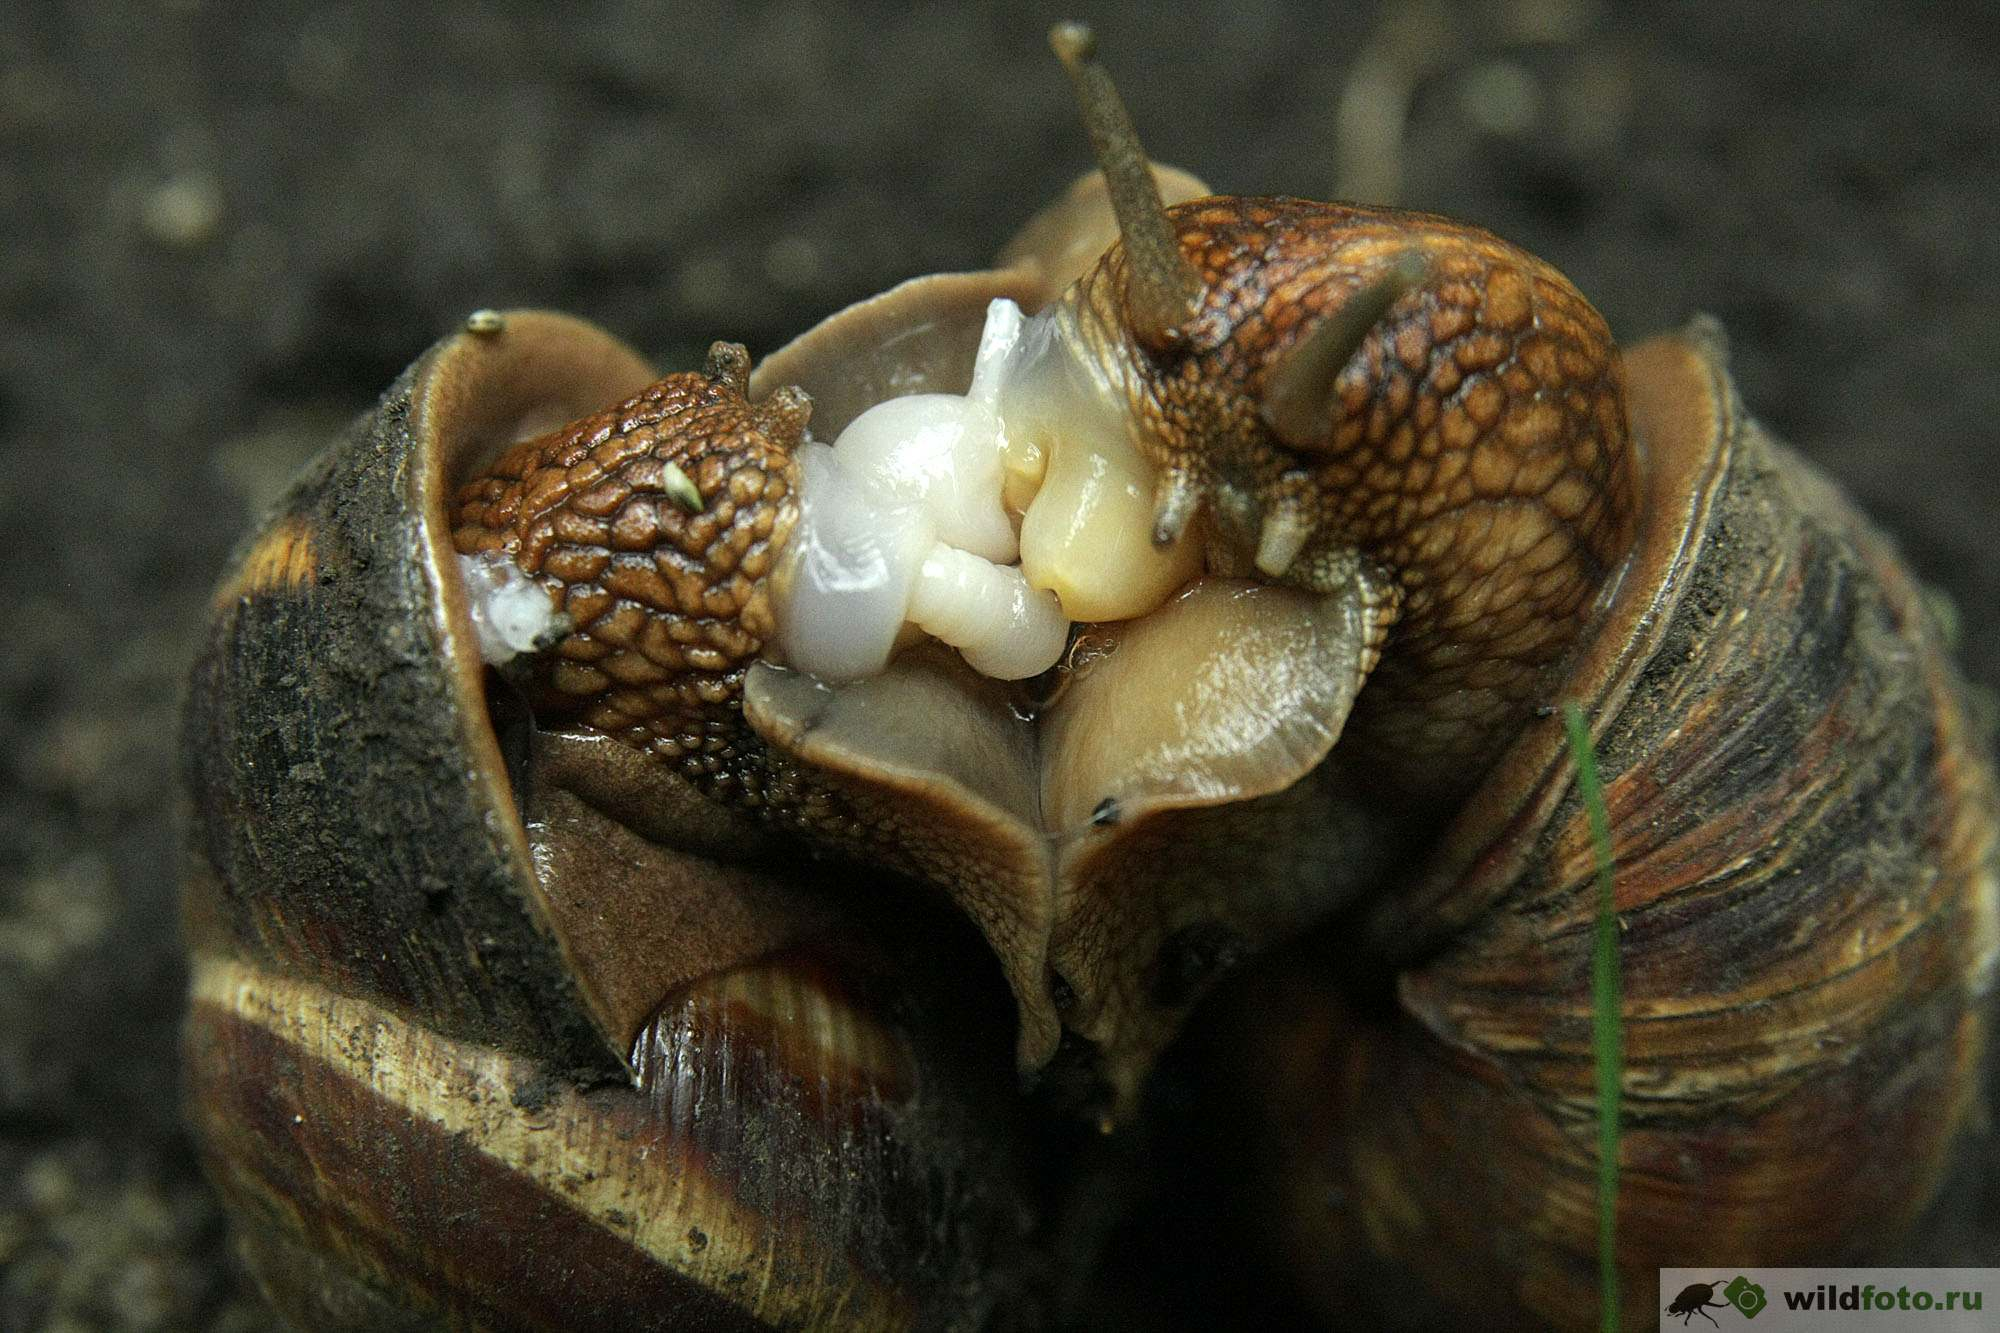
[179,46,2000,1327]
[1207,323,1999,1329]
[181,312,1041,1329]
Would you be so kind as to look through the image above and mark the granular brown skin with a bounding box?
[451,342,810,808]
[456,202,1639,812]
[1070,197,1638,798]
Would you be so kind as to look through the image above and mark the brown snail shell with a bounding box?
[1204,323,1999,1328]
[180,26,2000,1331]
[182,310,1044,1329]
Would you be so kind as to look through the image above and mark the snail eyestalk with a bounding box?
[1260,248,1432,450]
[1049,20,1204,348]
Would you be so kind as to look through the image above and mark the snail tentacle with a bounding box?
[1048,20,1203,349]
[1258,247,1434,451]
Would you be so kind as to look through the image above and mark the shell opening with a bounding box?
[770,297,1201,683]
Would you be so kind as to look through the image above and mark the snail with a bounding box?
[180,20,1998,1332]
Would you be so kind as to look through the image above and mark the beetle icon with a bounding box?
[1667,1280,1731,1326]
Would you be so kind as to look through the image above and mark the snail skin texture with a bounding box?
[182,25,1997,1333]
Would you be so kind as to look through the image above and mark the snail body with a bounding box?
[182,23,1996,1332]
[183,311,1046,1329]
[1221,320,1998,1327]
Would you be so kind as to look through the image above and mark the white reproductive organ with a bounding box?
[772,298,1202,682]
[458,549,559,666]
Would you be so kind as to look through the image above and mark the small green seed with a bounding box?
[663,462,705,514]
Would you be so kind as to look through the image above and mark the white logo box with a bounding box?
[1660,1268,1996,1331]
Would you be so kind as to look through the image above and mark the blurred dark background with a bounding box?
[1,1,1994,1326]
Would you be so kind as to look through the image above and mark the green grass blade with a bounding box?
[1562,701,1623,1333]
